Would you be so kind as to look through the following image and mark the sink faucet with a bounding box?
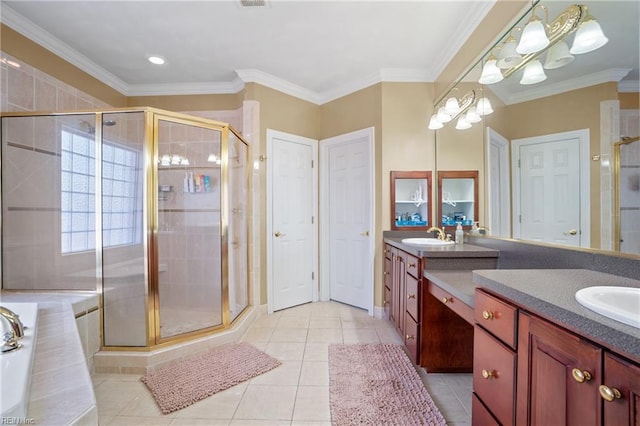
[427,226,449,241]
[0,306,25,339]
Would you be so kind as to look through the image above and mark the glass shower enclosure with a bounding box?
[1,108,251,348]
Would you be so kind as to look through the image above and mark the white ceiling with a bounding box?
[1,0,498,105]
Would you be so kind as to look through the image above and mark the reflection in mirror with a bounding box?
[438,171,478,230]
[435,0,640,256]
[390,171,432,230]
[615,137,640,254]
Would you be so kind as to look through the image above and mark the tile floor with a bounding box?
[93,301,472,425]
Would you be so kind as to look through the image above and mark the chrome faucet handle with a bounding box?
[0,306,25,339]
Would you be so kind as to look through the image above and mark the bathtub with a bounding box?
[0,303,39,420]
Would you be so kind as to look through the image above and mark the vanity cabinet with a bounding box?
[474,287,640,426]
[390,171,432,230]
[384,243,422,363]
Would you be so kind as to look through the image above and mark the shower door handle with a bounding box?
[274,231,286,237]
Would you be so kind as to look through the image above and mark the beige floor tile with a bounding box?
[342,328,381,344]
[303,342,330,362]
[291,422,332,426]
[233,384,297,420]
[264,342,306,361]
[279,304,312,317]
[170,419,230,425]
[173,383,247,420]
[308,317,341,329]
[299,361,329,386]
[310,303,342,318]
[119,386,172,418]
[269,327,308,343]
[240,327,275,343]
[292,386,331,422]
[306,328,343,343]
[250,314,281,328]
[229,420,290,426]
[106,416,173,425]
[94,379,147,416]
[249,361,302,386]
[277,315,311,328]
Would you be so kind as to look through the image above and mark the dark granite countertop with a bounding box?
[474,269,640,364]
[423,270,478,307]
[384,237,499,258]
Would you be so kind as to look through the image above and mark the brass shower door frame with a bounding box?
[613,136,640,253]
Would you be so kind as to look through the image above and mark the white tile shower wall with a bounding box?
[600,100,619,251]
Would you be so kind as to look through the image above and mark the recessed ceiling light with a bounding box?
[147,55,166,65]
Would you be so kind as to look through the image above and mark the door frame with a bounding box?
[486,127,511,238]
[511,128,590,248]
[266,129,319,314]
[319,127,375,315]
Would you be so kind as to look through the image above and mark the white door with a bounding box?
[512,130,590,247]
[320,128,374,313]
[486,127,511,237]
[267,130,318,312]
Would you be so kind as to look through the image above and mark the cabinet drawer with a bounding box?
[472,393,500,426]
[475,289,517,349]
[384,244,393,260]
[428,281,473,325]
[384,257,391,288]
[405,275,420,322]
[404,314,419,364]
[405,253,421,278]
[474,326,516,426]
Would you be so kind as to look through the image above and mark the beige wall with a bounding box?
[620,92,640,110]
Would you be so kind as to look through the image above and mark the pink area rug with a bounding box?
[141,342,281,414]
[329,344,446,425]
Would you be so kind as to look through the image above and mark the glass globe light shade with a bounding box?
[476,97,494,116]
[437,107,452,123]
[444,96,460,115]
[478,57,504,85]
[516,17,550,54]
[428,114,443,130]
[465,106,482,123]
[455,116,472,130]
[570,17,608,54]
[497,38,523,69]
[544,41,574,69]
[520,59,547,85]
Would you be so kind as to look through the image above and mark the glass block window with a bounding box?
[61,129,140,253]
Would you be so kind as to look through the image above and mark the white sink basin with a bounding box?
[575,286,640,329]
[401,238,455,247]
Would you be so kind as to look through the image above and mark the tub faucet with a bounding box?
[0,306,25,339]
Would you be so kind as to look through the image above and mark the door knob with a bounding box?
[274,231,286,237]
[563,229,578,236]
[360,230,370,237]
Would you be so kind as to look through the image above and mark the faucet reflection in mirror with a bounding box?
[479,4,608,87]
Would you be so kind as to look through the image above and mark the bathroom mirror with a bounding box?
[390,171,433,230]
[435,0,640,256]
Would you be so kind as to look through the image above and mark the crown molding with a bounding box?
[1,5,130,95]
[498,68,633,105]
[235,69,324,104]
[127,79,245,97]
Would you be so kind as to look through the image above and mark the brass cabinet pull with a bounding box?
[481,369,494,379]
[482,310,494,320]
[407,294,416,299]
[406,335,415,340]
[599,385,622,402]
[408,263,417,268]
[571,368,592,383]
[442,297,452,304]
[384,271,389,275]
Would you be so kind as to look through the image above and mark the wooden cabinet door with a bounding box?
[602,352,640,426]
[391,249,406,334]
[518,313,602,426]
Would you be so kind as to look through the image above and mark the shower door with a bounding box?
[155,117,223,339]
[616,137,640,254]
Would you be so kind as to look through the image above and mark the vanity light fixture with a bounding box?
[455,116,472,130]
[543,40,574,69]
[497,32,523,69]
[465,106,482,124]
[476,97,494,116]
[478,54,504,84]
[478,4,607,86]
[428,114,444,130]
[444,90,461,115]
[516,4,550,54]
[570,13,609,54]
[437,107,452,123]
[159,154,189,167]
[520,59,547,85]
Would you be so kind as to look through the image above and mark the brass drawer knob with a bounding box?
[442,297,452,304]
[384,271,389,275]
[571,368,592,383]
[406,335,415,340]
[599,385,622,402]
[482,310,495,320]
[407,294,416,299]
[481,369,494,379]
